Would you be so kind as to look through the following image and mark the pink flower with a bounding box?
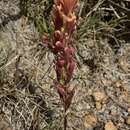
[64,14,76,34]
[54,30,63,42]
[53,80,66,100]
[66,61,75,82]
[64,47,75,61]
[41,35,49,45]
[55,41,64,50]
[57,58,65,67]
[53,80,75,111]
[55,62,62,81]
[54,0,77,15]
[53,4,63,30]
[64,47,74,55]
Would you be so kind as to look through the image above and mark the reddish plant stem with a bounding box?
[64,113,67,130]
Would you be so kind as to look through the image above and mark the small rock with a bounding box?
[126,116,130,125]
[95,101,102,110]
[110,106,117,116]
[88,89,93,95]
[84,114,97,129]
[102,79,112,86]
[115,80,122,88]
[128,108,130,113]
[105,121,117,130]
[93,91,105,102]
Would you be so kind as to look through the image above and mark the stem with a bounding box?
[64,109,67,130]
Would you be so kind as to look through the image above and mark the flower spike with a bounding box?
[42,0,78,129]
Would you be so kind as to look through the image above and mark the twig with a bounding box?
[78,1,85,18]
[109,5,120,18]
[85,0,105,19]
[0,55,19,70]
[107,0,130,13]
[64,111,67,130]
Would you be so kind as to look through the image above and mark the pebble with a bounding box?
[95,101,102,110]
[84,114,97,129]
[105,121,117,130]
[126,116,130,125]
[93,91,105,102]
[128,108,130,113]
[93,91,106,110]
[115,80,122,88]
